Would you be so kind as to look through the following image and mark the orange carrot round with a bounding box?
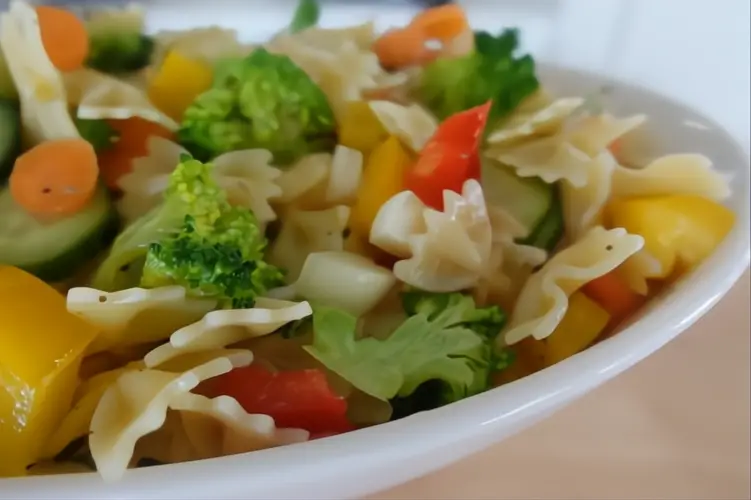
[10,138,99,217]
[35,6,89,72]
[373,27,430,70]
[409,4,469,41]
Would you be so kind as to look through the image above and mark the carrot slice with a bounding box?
[98,118,175,190]
[373,27,430,70]
[581,270,645,325]
[409,4,469,41]
[10,139,99,217]
[35,6,89,72]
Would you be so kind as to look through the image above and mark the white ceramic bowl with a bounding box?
[2,26,750,500]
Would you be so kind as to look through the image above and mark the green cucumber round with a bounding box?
[0,186,120,282]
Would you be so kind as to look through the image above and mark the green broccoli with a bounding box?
[417,29,540,123]
[92,155,283,307]
[389,291,512,418]
[74,117,119,152]
[178,48,337,165]
[400,290,507,339]
[86,33,154,74]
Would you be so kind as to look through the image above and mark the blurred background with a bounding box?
[110,0,747,152]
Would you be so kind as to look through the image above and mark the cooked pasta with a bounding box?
[502,226,644,345]
[0,0,737,481]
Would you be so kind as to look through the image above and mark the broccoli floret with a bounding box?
[178,48,337,165]
[418,29,540,123]
[86,33,154,74]
[74,117,119,152]
[91,154,225,291]
[141,209,284,309]
[92,155,282,306]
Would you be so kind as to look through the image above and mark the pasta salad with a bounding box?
[0,0,735,481]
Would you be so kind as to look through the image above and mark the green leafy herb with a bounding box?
[290,0,320,33]
[305,301,496,402]
[418,29,539,122]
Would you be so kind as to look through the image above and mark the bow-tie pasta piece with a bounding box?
[117,137,283,225]
[502,226,644,346]
[368,101,438,152]
[475,206,548,308]
[561,151,618,242]
[486,112,647,188]
[612,154,731,201]
[144,299,313,368]
[167,392,309,461]
[274,146,363,210]
[67,286,217,354]
[0,0,80,144]
[567,113,647,157]
[371,180,493,293]
[90,352,254,482]
[43,362,144,459]
[64,68,177,130]
[116,136,185,221]
[369,190,428,258]
[153,26,252,66]
[487,97,585,146]
[268,205,350,281]
[211,149,283,225]
[268,25,405,119]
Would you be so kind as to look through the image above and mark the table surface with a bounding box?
[371,272,750,500]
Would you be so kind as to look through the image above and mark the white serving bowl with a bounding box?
[2,20,750,500]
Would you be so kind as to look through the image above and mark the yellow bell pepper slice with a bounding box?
[608,194,735,278]
[338,101,388,154]
[497,292,610,385]
[543,292,610,366]
[0,266,98,477]
[349,136,413,239]
[147,50,214,121]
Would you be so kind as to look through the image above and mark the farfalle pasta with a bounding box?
[487,97,585,146]
[0,0,80,144]
[368,101,438,152]
[268,205,350,281]
[118,137,283,225]
[66,286,217,354]
[371,179,493,292]
[502,226,644,345]
[90,352,261,482]
[267,25,406,118]
[63,68,178,130]
[144,298,313,367]
[0,0,739,481]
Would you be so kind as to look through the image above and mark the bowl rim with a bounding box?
[2,62,749,500]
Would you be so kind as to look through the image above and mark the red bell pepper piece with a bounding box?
[405,101,492,210]
[198,364,354,435]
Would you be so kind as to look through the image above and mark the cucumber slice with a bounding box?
[519,185,564,252]
[0,186,120,281]
[0,98,21,182]
[481,158,563,251]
